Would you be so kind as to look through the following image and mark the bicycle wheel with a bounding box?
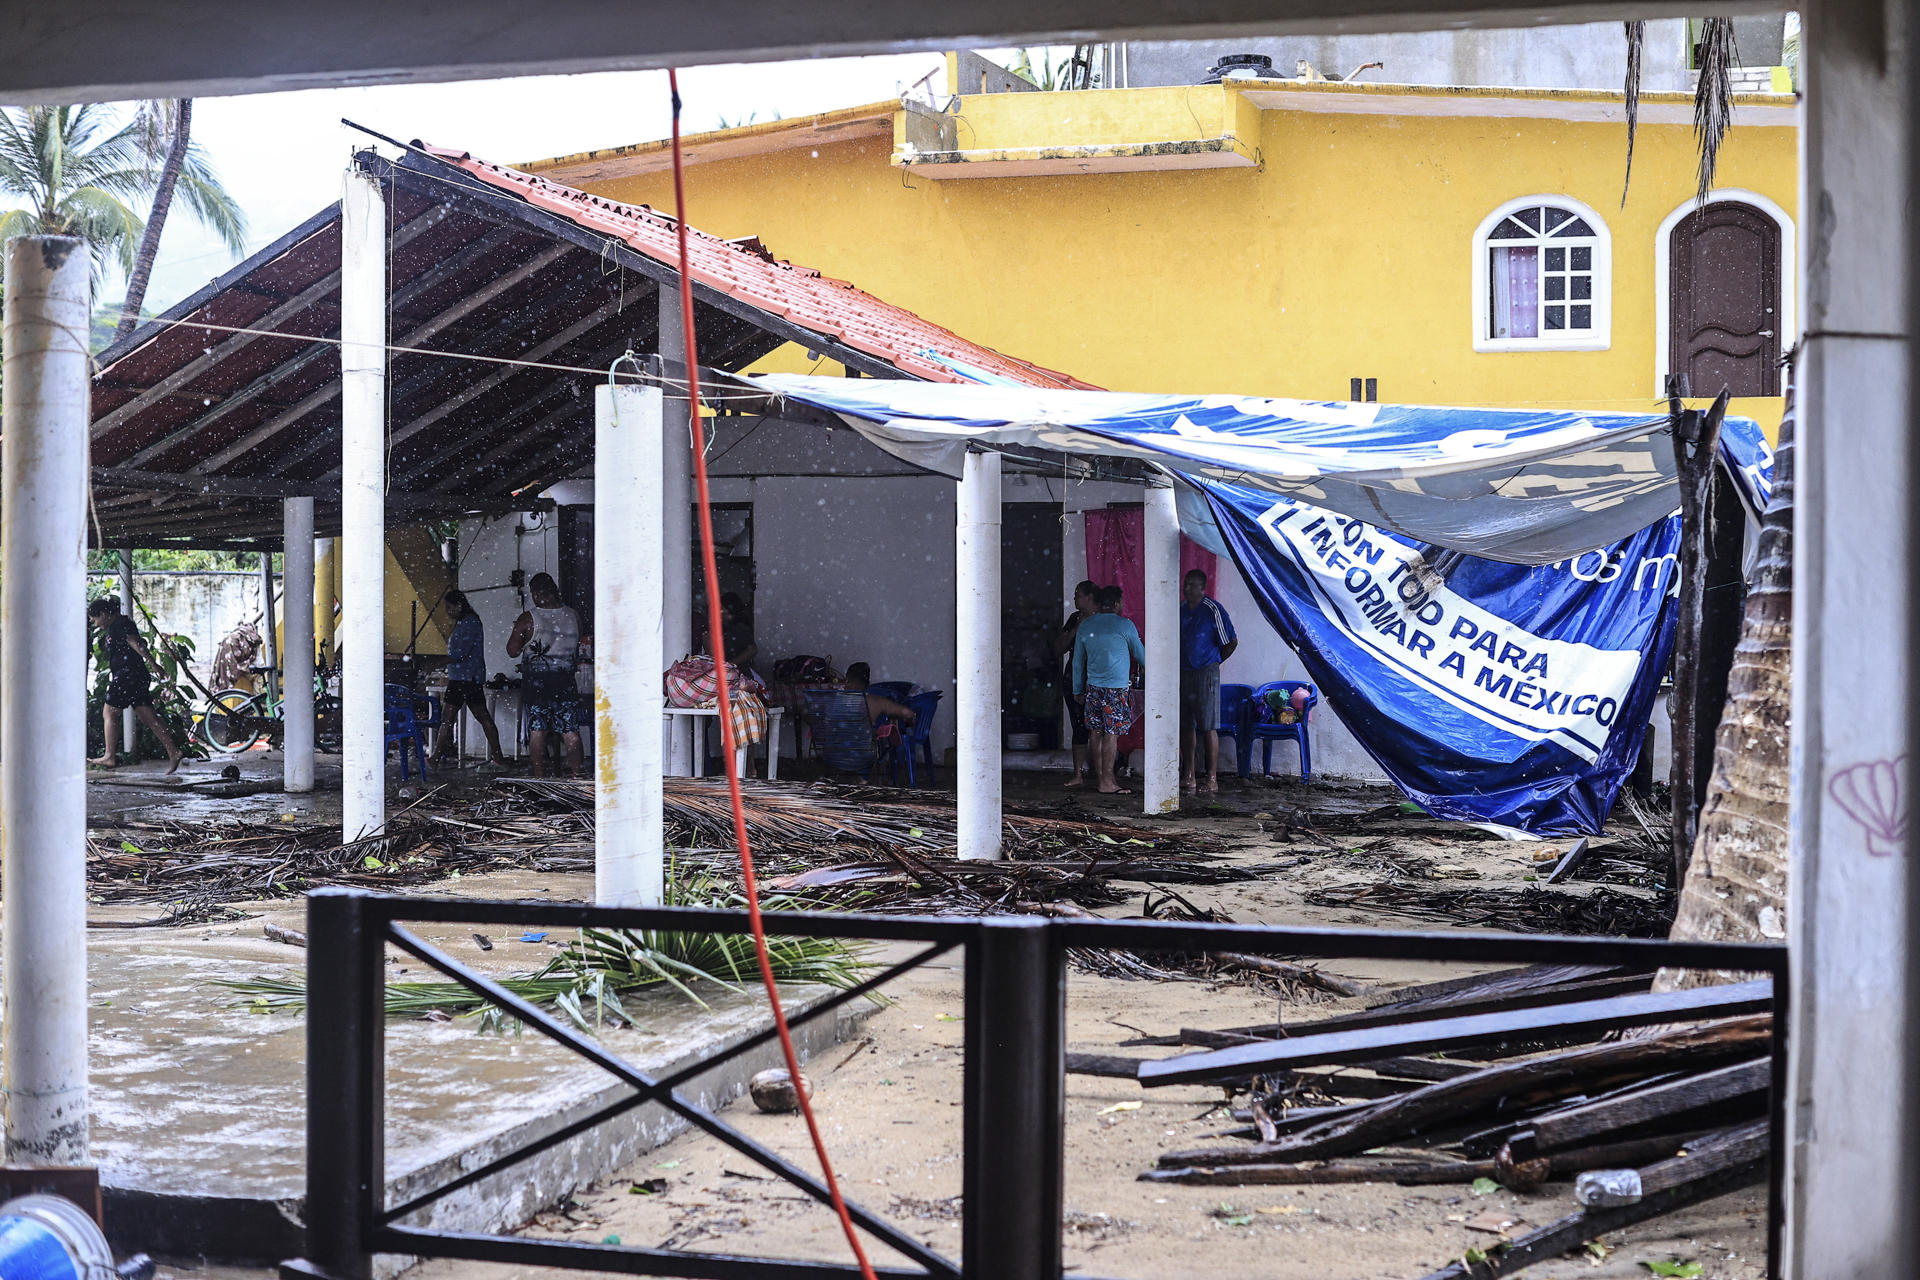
[201,689,267,753]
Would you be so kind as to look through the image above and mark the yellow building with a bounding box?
[526,73,1797,433]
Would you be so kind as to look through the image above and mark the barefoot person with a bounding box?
[87,597,183,773]
[436,589,507,768]
[1179,569,1238,794]
[507,573,583,778]
[1071,585,1144,795]
[1052,579,1098,788]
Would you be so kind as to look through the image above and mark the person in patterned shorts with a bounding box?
[1071,585,1145,795]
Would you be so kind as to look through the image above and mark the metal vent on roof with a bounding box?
[1202,54,1278,83]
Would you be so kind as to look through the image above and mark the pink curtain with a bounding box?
[1082,507,1215,752]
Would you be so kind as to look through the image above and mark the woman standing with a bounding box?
[507,573,583,778]
[1052,579,1099,788]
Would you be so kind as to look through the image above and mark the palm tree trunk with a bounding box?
[116,98,191,340]
[1656,369,1794,987]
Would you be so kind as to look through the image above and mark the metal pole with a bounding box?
[1,234,92,1165]
[962,917,1063,1280]
[302,890,382,1280]
[1142,483,1180,813]
[117,550,135,753]
[283,498,316,793]
[594,383,666,906]
[340,167,387,841]
[659,286,695,776]
[956,450,1002,860]
[259,550,280,703]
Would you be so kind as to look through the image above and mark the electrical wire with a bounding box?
[665,68,879,1280]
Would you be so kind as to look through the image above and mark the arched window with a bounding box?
[1472,197,1611,352]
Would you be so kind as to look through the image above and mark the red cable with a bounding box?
[665,69,881,1280]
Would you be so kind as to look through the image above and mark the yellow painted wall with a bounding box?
[571,91,1796,437]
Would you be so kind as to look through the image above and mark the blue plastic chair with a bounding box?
[802,689,878,778]
[877,690,943,786]
[1218,682,1254,778]
[1246,680,1318,783]
[867,681,913,702]
[384,683,429,782]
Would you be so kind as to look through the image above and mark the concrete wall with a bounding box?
[1120,21,1696,93]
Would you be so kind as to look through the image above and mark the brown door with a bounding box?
[1668,202,1782,397]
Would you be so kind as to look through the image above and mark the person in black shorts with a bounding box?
[437,589,507,767]
[1052,580,1099,788]
[88,597,183,772]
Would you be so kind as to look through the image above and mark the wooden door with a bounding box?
[1668,202,1782,397]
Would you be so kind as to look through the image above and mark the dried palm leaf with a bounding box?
[1694,17,1739,203]
[1622,20,1645,206]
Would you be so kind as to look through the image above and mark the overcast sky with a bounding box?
[109,52,954,314]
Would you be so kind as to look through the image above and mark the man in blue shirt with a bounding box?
[1072,585,1146,794]
[1179,569,1238,794]
[438,589,508,767]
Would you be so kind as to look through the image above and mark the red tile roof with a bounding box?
[421,144,1100,390]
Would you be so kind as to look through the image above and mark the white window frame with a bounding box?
[1471,195,1613,353]
[1653,189,1796,397]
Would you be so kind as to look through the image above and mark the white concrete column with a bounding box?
[1142,483,1180,814]
[1789,0,1911,1272]
[659,288,694,775]
[258,551,279,702]
[957,450,1002,860]
[340,169,387,841]
[1,234,92,1164]
[594,384,666,905]
[118,550,136,750]
[282,498,316,793]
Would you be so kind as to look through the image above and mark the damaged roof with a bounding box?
[86,140,1091,548]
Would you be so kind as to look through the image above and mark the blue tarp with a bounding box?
[756,374,1776,832]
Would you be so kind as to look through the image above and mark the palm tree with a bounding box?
[1658,367,1794,980]
[115,100,247,338]
[0,103,245,316]
[1622,18,1739,204]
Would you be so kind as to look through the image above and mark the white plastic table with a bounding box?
[663,705,784,780]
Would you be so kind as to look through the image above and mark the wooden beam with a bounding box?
[1528,1057,1768,1153]
[108,206,455,468]
[1668,387,1732,880]
[186,241,575,476]
[1138,980,1773,1086]
[90,467,323,499]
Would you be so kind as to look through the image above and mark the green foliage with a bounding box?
[1643,1263,1704,1278]
[88,548,272,572]
[219,866,876,1030]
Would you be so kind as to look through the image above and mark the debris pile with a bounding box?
[1097,963,1773,1277]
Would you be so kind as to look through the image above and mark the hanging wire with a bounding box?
[666,67,880,1280]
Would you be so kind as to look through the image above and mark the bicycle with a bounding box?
[199,665,343,754]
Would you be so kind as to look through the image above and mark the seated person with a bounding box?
[844,662,916,725]
[719,592,759,671]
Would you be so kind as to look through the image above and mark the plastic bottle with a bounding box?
[1574,1168,1645,1208]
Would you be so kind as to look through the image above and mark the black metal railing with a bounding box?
[280,888,1789,1280]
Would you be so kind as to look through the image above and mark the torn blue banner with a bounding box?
[1198,480,1683,833]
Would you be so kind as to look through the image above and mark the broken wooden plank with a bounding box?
[1139,980,1772,1086]
[1155,1016,1770,1168]
[1065,1052,1149,1079]
[1420,1157,1764,1278]
[1530,1057,1768,1153]
[1575,1118,1769,1206]
[1543,837,1592,885]
[1143,1157,1496,1187]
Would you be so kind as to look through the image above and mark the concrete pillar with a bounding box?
[1789,0,1912,1272]
[957,450,1002,860]
[314,537,337,667]
[283,498,316,793]
[1,234,92,1164]
[659,287,694,775]
[340,169,387,841]
[594,384,666,906]
[1142,483,1180,814]
[118,550,135,751]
